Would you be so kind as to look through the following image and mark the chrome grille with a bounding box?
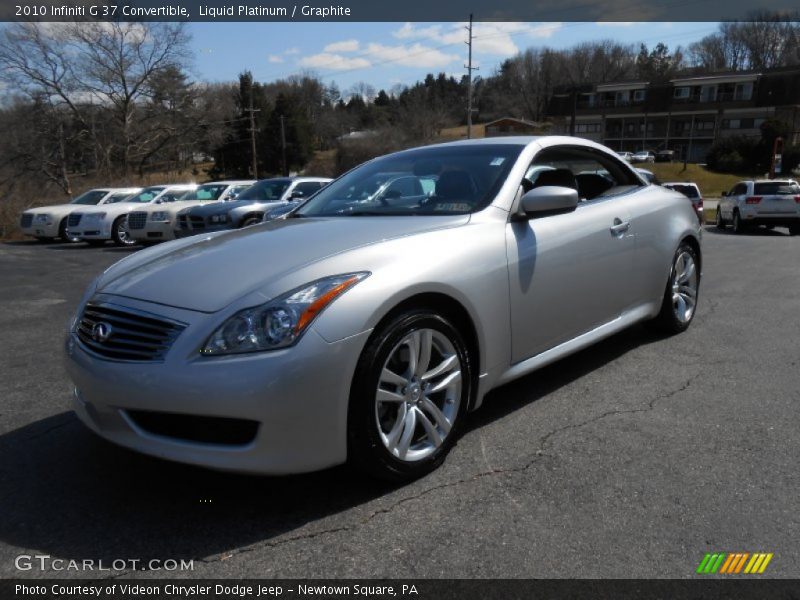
[76,302,186,362]
[20,214,33,228]
[128,211,147,230]
[68,213,83,227]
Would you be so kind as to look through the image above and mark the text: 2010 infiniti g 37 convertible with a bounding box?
[65,136,701,481]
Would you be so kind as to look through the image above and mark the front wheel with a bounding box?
[241,217,261,227]
[649,242,700,334]
[348,310,472,482]
[111,215,136,246]
[715,207,726,229]
[58,217,81,243]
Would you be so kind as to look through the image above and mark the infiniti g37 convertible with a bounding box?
[65,136,701,481]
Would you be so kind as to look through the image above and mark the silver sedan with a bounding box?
[65,136,702,481]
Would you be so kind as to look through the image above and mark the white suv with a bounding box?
[716,179,800,235]
[19,188,141,243]
[67,184,196,246]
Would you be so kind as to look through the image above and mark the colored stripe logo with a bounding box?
[696,552,773,574]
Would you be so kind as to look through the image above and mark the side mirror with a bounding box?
[721,191,728,197]
[518,186,579,218]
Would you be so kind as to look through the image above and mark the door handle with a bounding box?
[610,218,630,236]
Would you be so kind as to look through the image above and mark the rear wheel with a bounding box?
[111,215,136,246]
[348,309,472,482]
[715,207,726,229]
[58,217,80,243]
[649,242,700,335]
[732,210,745,234]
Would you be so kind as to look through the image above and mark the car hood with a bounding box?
[97,214,470,312]
[75,202,150,216]
[183,199,267,216]
[24,204,81,217]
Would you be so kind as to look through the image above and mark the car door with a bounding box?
[506,146,638,362]
[724,182,747,218]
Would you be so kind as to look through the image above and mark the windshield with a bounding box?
[666,184,699,198]
[125,187,166,203]
[295,144,522,217]
[179,184,230,201]
[754,181,800,195]
[237,180,290,201]
[70,190,109,205]
[105,192,137,203]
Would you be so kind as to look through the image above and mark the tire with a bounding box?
[58,217,80,243]
[242,217,261,227]
[715,207,726,230]
[111,215,135,246]
[347,309,473,482]
[732,210,745,234]
[789,224,800,236]
[649,242,700,335]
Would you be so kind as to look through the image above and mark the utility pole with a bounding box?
[244,87,260,178]
[465,14,478,139]
[279,115,287,177]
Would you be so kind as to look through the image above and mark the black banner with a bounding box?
[2,0,799,22]
[3,580,800,600]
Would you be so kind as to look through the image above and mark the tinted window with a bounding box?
[181,184,229,201]
[71,190,109,205]
[237,180,291,201]
[754,182,800,195]
[127,187,166,203]
[105,192,137,203]
[666,184,699,198]
[296,144,523,216]
[294,181,323,196]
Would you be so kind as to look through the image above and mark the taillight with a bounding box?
[794,196,800,204]
[745,196,762,204]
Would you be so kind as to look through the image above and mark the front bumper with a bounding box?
[740,213,800,226]
[64,295,371,474]
[130,220,176,242]
[21,221,60,238]
[70,220,113,240]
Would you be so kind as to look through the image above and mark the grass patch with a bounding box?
[648,163,747,197]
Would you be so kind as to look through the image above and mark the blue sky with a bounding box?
[187,22,721,93]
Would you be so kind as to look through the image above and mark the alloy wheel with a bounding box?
[375,328,462,462]
[116,216,135,246]
[671,250,698,323]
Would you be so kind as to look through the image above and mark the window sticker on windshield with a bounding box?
[490,157,505,166]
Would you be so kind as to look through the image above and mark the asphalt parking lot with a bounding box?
[1,226,798,579]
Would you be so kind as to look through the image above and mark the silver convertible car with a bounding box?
[65,137,702,481]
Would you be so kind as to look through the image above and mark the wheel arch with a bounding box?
[680,233,702,275]
[369,291,482,411]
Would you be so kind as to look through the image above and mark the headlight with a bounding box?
[201,272,370,355]
[34,214,51,223]
[209,214,228,224]
[150,211,169,222]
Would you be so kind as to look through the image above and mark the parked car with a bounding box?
[171,180,258,238]
[66,185,198,247]
[663,182,703,222]
[616,151,634,162]
[19,188,141,243]
[227,177,332,228]
[655,149,675,163]
[125,184,203,244]
[636,168,659,184]
[632,150,656,163]
[65,136,701,481]
[716,179,800,234]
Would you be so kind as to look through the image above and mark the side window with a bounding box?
[526,145,642,203]
[732,183,747,196]
[295,182,323,196]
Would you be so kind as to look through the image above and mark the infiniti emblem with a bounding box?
[91,322,113,343]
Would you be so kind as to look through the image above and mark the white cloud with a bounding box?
[268,55,284,63]
[324,39,360,53]
[284,47,300,55]
[365,43,460,68]
[297,52,371,70]
[389,22,563,59]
